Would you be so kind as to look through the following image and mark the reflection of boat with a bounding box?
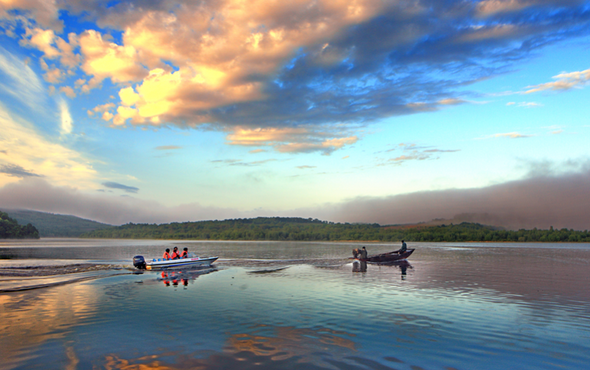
[159,267,217,287]
[133,254,218,270]
[357,249,415,263]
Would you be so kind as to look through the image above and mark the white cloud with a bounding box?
[58,98,73,135]
[525,68,590,94]
[0,104,95,188]
[489,132,534,139]
[0,46,46,111]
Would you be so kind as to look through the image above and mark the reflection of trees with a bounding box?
[102,325,357,369]
[0,284,97,369]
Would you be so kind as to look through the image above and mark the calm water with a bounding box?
[1,239,589,370]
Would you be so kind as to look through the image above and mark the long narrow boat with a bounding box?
[357,249,415,263]
[133,254,218,270]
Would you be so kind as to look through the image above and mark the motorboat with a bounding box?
[133,253,218,270]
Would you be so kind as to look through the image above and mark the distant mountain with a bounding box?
[0,209,112,237]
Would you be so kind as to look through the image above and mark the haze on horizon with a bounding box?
[1,0,589,230]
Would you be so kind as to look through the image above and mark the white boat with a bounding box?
[133,253,218,270]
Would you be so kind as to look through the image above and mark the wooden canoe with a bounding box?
[357,248,415,263]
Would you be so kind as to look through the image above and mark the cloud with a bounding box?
[60,86,76,98]
[488,132,534,138]
[0,164,42,178]
[423,149,461,153]
[102,181,139,193]
[0,178,246,225]
[78,30,148,89]
[0,104,96,188]
[4,1,590,151]
[225,159,278,167]
[384,143,459,165]
[2,161,590,229]
[0,46,46,111]
[296,165,316,169]
[226,126,358,155]
[155,145,182,150]
[313,160,590,230]
[58,98,73,134]
[507,101,543,107]
[481,132,535,139]
[525,68,590,94]
[0,0,63,31]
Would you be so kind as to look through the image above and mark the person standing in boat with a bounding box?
[163,248,171,260]
[171,246,181,259]
[360,246,368,259]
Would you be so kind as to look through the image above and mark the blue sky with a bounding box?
[0,0,589,228]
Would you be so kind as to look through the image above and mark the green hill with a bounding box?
[0,209,112,237]
[81,217,590,242]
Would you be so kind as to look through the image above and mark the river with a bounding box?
[1,239,589,369]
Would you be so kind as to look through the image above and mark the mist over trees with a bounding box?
[0,211,39,239]
[82,217,590,242]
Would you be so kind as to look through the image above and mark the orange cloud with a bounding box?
[226,126,358,154]
[477,0,535,16]
[79,30,148,89]
[0,0,63,31]
[81,0,386,125]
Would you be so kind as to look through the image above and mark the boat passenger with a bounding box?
[400,240,407,253]
[163,248,171,260]
[180,247,188,258]
[171,246,181,260]
[360,246,368,259]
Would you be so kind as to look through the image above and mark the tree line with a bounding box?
[0,211,40,239]
[81,217,590,242]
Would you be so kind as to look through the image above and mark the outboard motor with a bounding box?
[133,255,146,269]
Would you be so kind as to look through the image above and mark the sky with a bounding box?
[0,0,589,229]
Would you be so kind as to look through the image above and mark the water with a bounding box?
[1,239,589,369]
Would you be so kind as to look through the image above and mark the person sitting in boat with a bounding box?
[163,248,171,260]
[171,246,181,259]
[396,240,407,254]
[359,246,368,259]
[180,247,188,258]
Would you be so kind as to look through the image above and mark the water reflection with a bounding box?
[352,260,367,273]
[0,283,99,369]
[103,325,358,369]
[352,260,413,279]
[156,267,217,288]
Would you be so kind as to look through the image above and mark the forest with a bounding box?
[0,211,40,239]
[81,217,590,242]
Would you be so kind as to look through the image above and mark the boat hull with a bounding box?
[358,249,414,263]
[145,256,218,270]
